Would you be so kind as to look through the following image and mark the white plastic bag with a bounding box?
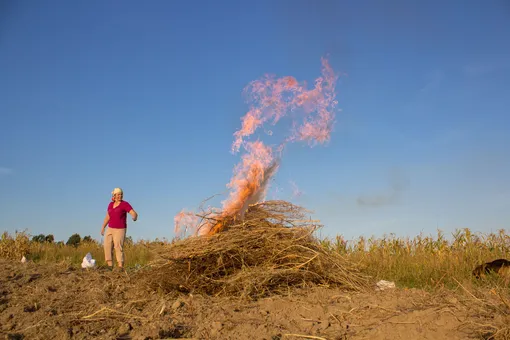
[81,252,96,269]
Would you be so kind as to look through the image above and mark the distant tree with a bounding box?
[56,241,64,247]
[45,234,54,243]
[82,235,93,243]
[31,234,46,243]
[31,234,43,243]
[66,233,81,247]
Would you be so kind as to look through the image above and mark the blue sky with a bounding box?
[1,0,509,243]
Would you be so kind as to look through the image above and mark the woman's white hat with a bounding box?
[112,187,123,195]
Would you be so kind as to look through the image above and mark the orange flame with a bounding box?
[222,141,275,217]
[174,57,339,237]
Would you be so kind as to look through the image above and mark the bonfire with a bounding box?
[142,58,369,298]
[145,200,369,298]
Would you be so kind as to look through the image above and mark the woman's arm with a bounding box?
[101,213,110,235]
[129,209,138,222]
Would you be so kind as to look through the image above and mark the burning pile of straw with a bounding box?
[142,200,370,298]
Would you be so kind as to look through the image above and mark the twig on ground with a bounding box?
[81,306,148,320]
[283,335,327,340]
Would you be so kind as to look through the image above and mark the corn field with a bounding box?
[1,228,509,289]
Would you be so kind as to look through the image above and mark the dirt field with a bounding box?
[0,259,494,339]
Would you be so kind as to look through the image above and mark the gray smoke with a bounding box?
[357,169,409,207]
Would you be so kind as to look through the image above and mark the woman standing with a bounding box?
[101,188,138,270]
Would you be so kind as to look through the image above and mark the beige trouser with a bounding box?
[104,228,126,267]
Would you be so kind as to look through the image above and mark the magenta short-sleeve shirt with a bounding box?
[107,201,133,229]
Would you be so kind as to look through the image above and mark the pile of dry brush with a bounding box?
[139,200,370,298]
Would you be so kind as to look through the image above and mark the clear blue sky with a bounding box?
[1,0,509,243]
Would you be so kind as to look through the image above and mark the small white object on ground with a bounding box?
[375,280,396,291]
[21,256,27,263]
[81,252,96,268]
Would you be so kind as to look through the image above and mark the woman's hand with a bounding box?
[129,209,138,222]
[102,213,109,236]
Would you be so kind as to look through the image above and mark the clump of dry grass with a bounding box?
[0,231,30,260]
[140,201,370,298]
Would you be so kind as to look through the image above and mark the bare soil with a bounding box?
[0,259,481,339]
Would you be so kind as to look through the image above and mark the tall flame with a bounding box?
[221,140,277,218]
[175,57,339,236]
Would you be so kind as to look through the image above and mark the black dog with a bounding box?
[472,259,510,282]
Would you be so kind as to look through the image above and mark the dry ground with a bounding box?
[1,259,498,340]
